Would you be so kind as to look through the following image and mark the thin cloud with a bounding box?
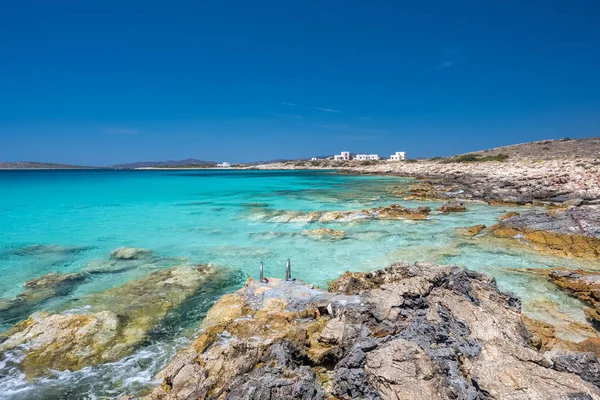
[438,61,454,69]
[281,102,340,113]
[268,111,304,119]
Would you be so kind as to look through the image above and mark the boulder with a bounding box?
[0,264,238,378]
[146,262,600,399]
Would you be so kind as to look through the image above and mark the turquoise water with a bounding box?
[0,169,598,399]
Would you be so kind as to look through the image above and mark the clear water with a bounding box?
[0,169,598,399]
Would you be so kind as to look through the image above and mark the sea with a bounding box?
[0,169,596,399]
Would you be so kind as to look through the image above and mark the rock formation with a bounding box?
[486,206,600,259]
[146,262,600,399]
[0,264,239,378]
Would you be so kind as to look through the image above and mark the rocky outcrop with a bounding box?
[146,262,600,399]
[0,264,239,378]
[485,206,600,259]
[541,269,600,330]
[436,200,466,213]
[0,272,86,324]
[109,247,152,260]
[301,228,346,240]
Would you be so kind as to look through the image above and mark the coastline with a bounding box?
[248,158,600,206]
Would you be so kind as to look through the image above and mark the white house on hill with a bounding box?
[333,151,350,161]
[217,162,231,168]
[356,154,380,160]
[389,152,406,161]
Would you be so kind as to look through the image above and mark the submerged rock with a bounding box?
[9,244,91,257]
[301,228,346,240]
[456,224,486,237]
[0,272,86,324]
[109,247,152,260]
[248,204,430,223]
[146,262,600,399]
[436,200,466,213]
[0,264,238,378]
[486,205,600,259]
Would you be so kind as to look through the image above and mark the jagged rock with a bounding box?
[301,228,346,240]
[109,247,152,260]
[0,272,86,324]
[146,262,600,399]
[436,201,466,213]
[486,206,600,259]
[0,264,238,378]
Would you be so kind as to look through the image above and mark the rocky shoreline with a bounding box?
[145,261,600,399]
[251,158,600,206]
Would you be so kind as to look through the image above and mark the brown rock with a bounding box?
[457,224,486,237]
[436,201,466,213]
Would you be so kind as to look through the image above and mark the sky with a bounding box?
[1,0,599,165]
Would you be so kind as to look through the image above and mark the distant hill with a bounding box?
[0,161,94,169]
[111,158,218,169]
[465,137,600,160]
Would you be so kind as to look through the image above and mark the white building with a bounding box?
[217,162,231,168]
[389,152,406,161]
[356,154,380,161]
[333,151,350,161]
[311,157,318,161]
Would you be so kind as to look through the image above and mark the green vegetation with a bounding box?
[430,156,444,161]
[443,153,509,163]
[360,160,375,166]
[561,137,573,141]
[406,159,418,163]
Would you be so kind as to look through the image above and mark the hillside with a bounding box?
[0,161,94,169]
[467,137,600,160]
[111,158,218,168]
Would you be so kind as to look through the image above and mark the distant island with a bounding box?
[0,161,97,170]
[2,137,599,170]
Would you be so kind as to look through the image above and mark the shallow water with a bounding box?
[0,169,598,399]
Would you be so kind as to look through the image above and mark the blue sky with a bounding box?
[1,0,599,165]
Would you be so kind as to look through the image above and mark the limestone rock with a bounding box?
[146,262,600,399]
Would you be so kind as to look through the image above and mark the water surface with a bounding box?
[0,169,597,399]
